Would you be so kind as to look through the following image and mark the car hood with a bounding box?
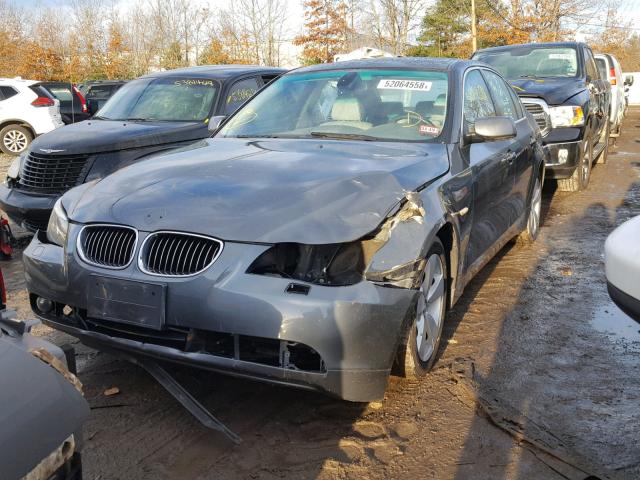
[509,77,586,105]
[65,138,449,244]
[30,119,208,155]
[0,338,89,479]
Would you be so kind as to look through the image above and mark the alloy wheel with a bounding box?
[415,253,446,362]
[528,177,542,237]
[3,129,27,153]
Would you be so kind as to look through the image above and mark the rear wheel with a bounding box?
[558,133,593,192]
[395,239,447,378]
[0,124,32,155]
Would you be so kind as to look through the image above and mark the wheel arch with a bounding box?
[0,119,36,139]
[435,221,460,310]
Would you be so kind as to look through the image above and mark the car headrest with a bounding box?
[434,94,446,106]
[331,97,364,121]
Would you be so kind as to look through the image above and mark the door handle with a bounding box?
[502,151,517,165]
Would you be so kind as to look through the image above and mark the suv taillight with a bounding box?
[72,85,88,113]
[31,96,54,107]
[610,67,617,85]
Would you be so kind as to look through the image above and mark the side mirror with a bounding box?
[208,115,227,133]
[624,75,634,86]
[469,116,517,143]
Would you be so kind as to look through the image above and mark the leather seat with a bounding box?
[321,97,372,130]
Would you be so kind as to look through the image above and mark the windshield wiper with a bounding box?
[126,117,151,122]
[309,131,379,141]
[91,115,109,120]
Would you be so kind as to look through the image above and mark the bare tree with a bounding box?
[377,0,425,54]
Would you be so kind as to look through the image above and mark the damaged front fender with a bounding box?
[363,191,445,289]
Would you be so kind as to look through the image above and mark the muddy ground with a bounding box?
[2,110,640,480]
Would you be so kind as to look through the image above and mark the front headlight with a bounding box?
[47,199,69,246]
[549,106,584,128]
[247,242,365,286]
[7,153,25,179]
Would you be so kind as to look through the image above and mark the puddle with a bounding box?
[591,302,640,345]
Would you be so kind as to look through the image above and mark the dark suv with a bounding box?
[40,82,89,124]
[473,42,610,191]
[0,65,286,231]
[78,80,127,116]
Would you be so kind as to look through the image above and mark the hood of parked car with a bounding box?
[509,77,586,105]
[29,119,209,155]
[64,138,449,244]
[0,338,89,479]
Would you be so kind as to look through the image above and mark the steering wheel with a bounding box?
[395,110,438,128]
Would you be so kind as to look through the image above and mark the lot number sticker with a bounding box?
[377,79,432,91]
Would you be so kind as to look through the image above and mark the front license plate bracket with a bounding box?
[88,275,166,330]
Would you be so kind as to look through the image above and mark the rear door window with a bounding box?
[225,77,260,115]
[0,86,18,101]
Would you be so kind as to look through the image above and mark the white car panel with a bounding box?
[595,54,626,132]
[605,215,640,300]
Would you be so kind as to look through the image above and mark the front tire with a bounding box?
[517,174,542,244]
[0,124,32,155]
[558,133,593,192]
[395,239,448,378]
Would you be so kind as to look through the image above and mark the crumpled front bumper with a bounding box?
[23,225,418,402]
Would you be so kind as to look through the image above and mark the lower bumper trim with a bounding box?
[40,316,391,402]
[607,281,640,323]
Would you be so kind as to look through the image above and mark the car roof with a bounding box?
[290,57,481,74]
[138,65,287,80]
[0,77,38,86]
[475,41,586,54]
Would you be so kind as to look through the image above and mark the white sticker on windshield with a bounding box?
[548,54,573,60]
[377,79,432,91]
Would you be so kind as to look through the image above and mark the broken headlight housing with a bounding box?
[247,242,366,286]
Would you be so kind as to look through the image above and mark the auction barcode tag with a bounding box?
[377,79,432,91]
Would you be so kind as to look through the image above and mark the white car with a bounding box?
[595,53,626,137]
[605,215,640,322]
[0,77,64,155]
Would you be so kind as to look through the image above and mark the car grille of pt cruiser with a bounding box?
[78,225,137,268]
[18,152,90,194]
[139,232,223,276]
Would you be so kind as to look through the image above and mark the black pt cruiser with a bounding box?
[24,58,547,402]
[473,42,610,192]
[0,65,285,231]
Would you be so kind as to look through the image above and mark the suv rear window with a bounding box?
[86,85,113,99]
[474,46,579,79]
[46,85,73,101]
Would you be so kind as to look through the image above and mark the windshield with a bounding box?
[96,77,219,122]
[218,69,449,142]
[474,47,579,79]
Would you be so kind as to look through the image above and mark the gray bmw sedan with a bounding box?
[24,58,546,402]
